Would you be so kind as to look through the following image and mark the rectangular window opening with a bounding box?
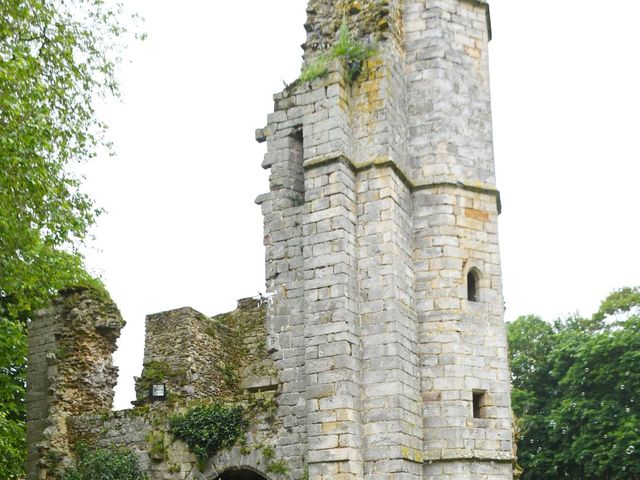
[473,391,487,419]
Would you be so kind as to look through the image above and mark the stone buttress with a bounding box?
[256,1,513,479]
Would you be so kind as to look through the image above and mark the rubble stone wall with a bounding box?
[135,307,227,402]
[303,0,403,62]
[26,288,125,480]
[28,296,280,480]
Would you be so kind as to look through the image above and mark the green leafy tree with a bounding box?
[0,318,27,476]
[509,287,640,480]
[507,315,559,476]
[0,1,139,477]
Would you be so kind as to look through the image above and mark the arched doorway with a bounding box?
[216,468,268,480]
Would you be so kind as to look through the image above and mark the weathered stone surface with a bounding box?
[133,298,275,405]
[304,0,401,59]
[27,287,125,480]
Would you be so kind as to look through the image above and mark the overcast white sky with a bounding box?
[79,1,640,410]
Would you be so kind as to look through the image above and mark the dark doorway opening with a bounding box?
[216,468,268,480]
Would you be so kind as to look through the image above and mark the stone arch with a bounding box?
[467,267,481,302]
[463,259,488,303]
[198,447,273,480]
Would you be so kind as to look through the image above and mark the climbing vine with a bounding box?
[168,403,248,460]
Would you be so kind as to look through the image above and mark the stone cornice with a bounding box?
[303,153,502,213]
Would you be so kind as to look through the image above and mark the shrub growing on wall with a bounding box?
[169,403,248,459]
[62,445,146,480]
[299,17,377,85]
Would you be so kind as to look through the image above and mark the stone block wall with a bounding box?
[405,0,494,185]
[26,304,54,480]
[68,411,154,469]
[414,186,511,463]
[135,298,276,404]
[135,307,227,403]
[303,158,363,479]
[67,408,203,480]
[357,165,423,480]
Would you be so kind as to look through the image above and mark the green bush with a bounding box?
[169,403,248,460]
[63,445,145,480]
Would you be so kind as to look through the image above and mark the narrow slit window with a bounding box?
[467,269,479,302]
[290,129,304,201]
[292,129,303,163]
[473,391,487,419]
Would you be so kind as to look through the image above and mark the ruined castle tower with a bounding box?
[26,1,512,479]
[255,0,513,479]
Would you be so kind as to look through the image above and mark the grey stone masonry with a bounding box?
[134,307,227,403]
[256,0,512,479]
[135,298,277,404]
[405,0,495,185]
[26,302,56,480]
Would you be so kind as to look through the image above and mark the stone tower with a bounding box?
[25,1,512,479]
[255,0,512,479]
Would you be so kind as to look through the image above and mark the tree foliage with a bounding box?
[0,1,138,478]
[509,287,640,480]
[0,318,26,477]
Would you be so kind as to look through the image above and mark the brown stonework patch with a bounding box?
[464,208,489,221]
